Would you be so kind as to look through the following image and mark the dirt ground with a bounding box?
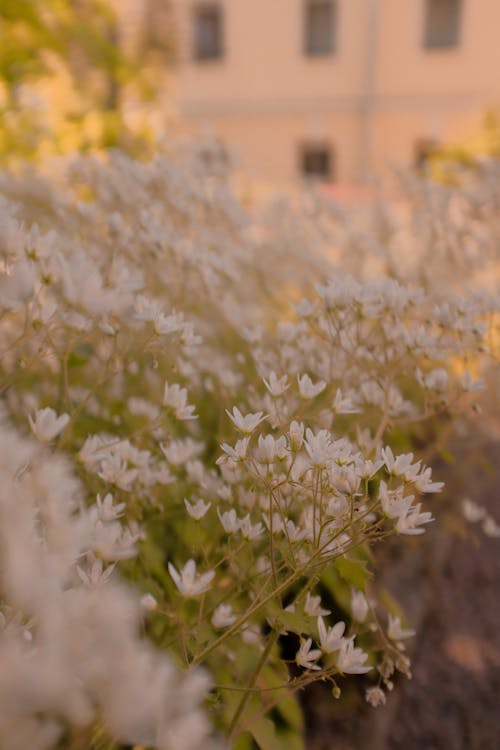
[303,434,500,750]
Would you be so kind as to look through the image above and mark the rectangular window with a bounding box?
[304,0,336,56]
[193,3,223,60]
[423,0,461,49]
[301,144,334,181]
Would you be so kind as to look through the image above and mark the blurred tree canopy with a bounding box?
[0,0,173,160]
[422,110,500,184]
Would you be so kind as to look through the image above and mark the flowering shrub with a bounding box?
[0,146,498,749]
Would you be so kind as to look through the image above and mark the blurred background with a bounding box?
[2,0,500,193]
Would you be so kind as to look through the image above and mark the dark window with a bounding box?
[423,0,461,49]
[301,145,334,181]
[414,138,439,170]
[193,4,223,60]
[304,0,336,56]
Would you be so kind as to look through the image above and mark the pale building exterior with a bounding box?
[153,0,500,186]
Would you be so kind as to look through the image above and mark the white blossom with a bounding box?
[163,382,197,421]
[185,498,211,520]
[336,637,372,674]
[296,638,322,670]
[226,407,267,434]
[28,407,69,442]
[263,372,290,397]
[304,593,331,617]
[168,560,215,597]
[297,374,326,399]
[387,614,415,641]
[211,604,237,629]
[365,686,386,707]
[351,589,369,623]
[317,617,345,653]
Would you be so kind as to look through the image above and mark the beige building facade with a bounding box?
[155,0,500,186]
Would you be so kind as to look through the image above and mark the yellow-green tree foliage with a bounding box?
[0,0,170,160]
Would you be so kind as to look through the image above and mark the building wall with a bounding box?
[166,0,500,185]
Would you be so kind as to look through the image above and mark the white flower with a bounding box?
[365,686,386,707]
[332,389,359,414]
[94,492,126,522]
[168,559,215,597]
[414,466,444,493]
[351,589,369,622]
[396,503,433,535]
[359,459,384,479]
[296,638,322,670]
[217,508,240,533]
[219,437,250,462]
[226,407,267,434]
[461,371,485,393]
[154,310,185,335]
[211,603,237,629]
[304,593,331,617]
[387,614,415,641]
[239,514,264,540]
[423,368,448,392]
[256,434,287,464]
[76,555,115,587]
[382,447,419,477]
[289,420,304,451]
[337,637,372,674]
[28,407,69,442]
[297,374,326,399]
[304,428,333,468]
[461,497,486,523]
[161,438,204,465]
[379,481,414,520]
[263,372,289,397]
[78,433,109,465]
[483,516,500,538]
[317,617,345,652]
[163,382,197,420]
[98,455,138,491]
[140,593,158,611]
[185,498,211,520]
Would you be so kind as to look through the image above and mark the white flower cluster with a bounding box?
[0,147,498,745]
[0,419,215,750]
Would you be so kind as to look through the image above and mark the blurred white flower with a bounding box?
[351,589,369,622]
[163,382,197,421]
[387,614,415,641]
[365,686,386,707]
[483,516,500,538]
[461,497,486,522]
[211,603,237,629]
[289,420,305,451]
[263,372,289,397]
[140,594,158,612]
[168,560,215,597]
[226,407,267,433]
[185,498,211,520]
[304,593,330,617]
[297,374,326,399]
[28,407,69,442]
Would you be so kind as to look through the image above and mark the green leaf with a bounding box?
[335,555,371,591]
[248,717,280,750]
[233,733,256,750]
